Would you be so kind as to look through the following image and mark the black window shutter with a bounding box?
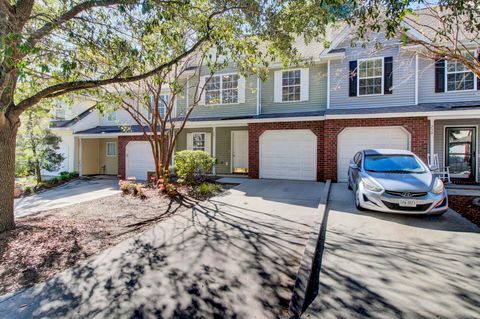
[384,57,393,94]
[435,59,445,93]
[349,61,357,97]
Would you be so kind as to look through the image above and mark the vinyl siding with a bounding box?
[433,119,480,180]
[418,57,480,104]
[99,138,118,175]
[261,64,327,114]
[329,44,416,108]
[174,126,247,174]
[176,66,258,119]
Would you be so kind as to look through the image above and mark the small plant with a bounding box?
[49,177,59,184]
[68,172,79,178]
[59,171,69,178]
[197,182,222,196]
[119,180,147,199]
[24,186,32,195]
[175,150,215,184]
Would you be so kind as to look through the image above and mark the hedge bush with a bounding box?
[175,150,215,184]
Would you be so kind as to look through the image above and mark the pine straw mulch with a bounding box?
[0,185,228,295]
[448,195,480,227]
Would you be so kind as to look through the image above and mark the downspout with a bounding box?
[429,118,435,164]
[327,60,331,109]
[256,77,261,115]
[415,53,419,105]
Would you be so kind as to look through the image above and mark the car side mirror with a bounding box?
[349,163,358,169]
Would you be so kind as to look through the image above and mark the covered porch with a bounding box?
[77,137,119,176]
[430,116,480,184]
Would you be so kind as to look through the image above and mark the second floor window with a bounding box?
[205,74,239,105]
[446,58,475,91]
[358,58,383,95]
[55,107,66,120]
[107,111,117,122]
[148,94,169,119]
[282,70,301,101]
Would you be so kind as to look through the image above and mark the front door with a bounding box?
[232,131,248,173]
[446,127,476,180]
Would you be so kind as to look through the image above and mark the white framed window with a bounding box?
[358,58,383,96]
[55,107,66,120]
[192,133,206,151]
[446,52,476,92]
[106,111,117,122]
[149,94,169,119]
[274,68,309,103]
[106,142,117,156]
[187,132,211,154]
[205,74,239,105]
[281,70,301,102]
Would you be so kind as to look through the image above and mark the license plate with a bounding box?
[399,199,416,207]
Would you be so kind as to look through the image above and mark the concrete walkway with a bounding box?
[1,180,323,318]
[14,177,121,218]
[303,183,480,319]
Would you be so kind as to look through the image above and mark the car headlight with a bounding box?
[431,178,444,194]
[362,177,383,192]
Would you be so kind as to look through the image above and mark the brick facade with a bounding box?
[118,135,147,179]
[322,117,429,181]
[248,121,325,181]
[247,117,429,182]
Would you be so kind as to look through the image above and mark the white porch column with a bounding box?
[212,126,216,175]
[429,118,435,161]
[78,137,83,176]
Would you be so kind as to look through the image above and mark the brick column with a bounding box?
[323,117,429,181]
[117,135,147,179]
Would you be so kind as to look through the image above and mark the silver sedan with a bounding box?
[348,149,448,215]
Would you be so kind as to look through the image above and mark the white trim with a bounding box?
[212,127,216,175]
[442,124,478,182]
[357,57,384,97]
[79,137,83,176]
[278,68,303,103]
[106,141,117,157]
[445,57,477,93]
[326,60,331,109]
[256,77,261,115]
[415,54,419,105]
[429,118,435,160]
[322,25,350,51]
[203,73,242,106]
[401,21,431,44]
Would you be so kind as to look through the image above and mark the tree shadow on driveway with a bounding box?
[0,193,317,319]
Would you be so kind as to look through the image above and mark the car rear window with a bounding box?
[364,154,426,173]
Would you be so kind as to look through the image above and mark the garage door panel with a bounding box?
[337,127,409,182]
[260,130,317,181]
[126,141,154,180]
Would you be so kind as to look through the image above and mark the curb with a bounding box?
[288,180,331,318]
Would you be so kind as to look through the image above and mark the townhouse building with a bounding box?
[49,23,480,184]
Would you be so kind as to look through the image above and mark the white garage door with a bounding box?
[126,141,154,180]
[260,130,317,181]
[337,127,410,182]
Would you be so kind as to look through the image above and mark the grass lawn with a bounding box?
[0,183,229,295]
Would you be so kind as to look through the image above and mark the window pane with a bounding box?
[107,143,116,156]
[193,133,205,151]
[281,70,301,101]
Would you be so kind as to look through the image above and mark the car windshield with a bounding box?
[364,154,426,173]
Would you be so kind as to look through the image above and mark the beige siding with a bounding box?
[99,138,118,175]
[81,139,100,175]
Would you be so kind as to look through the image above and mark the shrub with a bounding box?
[197,182,222,196]
[175,150,215,184]
[49,177,59,184]
[59,171,69,178]
[69,172,79,178]
[119,180,146,199]
[24,186,32,195]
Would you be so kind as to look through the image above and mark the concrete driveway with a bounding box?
[304,183,480,319]
[14,177,121,217]
[1,179,323,318]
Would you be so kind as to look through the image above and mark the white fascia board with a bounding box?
[327,109,480,120]
[401,21,431,44]
[326,25,350,51]
[319,52,345,62]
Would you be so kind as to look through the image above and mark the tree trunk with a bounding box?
[0,113,20,233]
[35,160,42,184]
